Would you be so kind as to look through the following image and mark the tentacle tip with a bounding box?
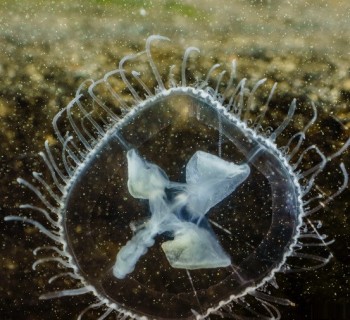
[147,35,170,43]
[340,162,346,170]
[160,35,170,42]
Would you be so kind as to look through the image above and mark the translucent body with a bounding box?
[62,93,302,318]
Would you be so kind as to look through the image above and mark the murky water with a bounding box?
[0,1,349,319]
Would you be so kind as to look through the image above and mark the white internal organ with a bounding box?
[113,149,250,279]
[161,223,232,269]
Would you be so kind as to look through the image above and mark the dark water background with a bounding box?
[0,0,349,319]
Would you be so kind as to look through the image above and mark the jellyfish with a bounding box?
[5,35,349,320]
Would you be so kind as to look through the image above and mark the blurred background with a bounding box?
[0,0,349,319]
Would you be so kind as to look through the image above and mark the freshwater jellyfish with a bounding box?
[5,35,349,319]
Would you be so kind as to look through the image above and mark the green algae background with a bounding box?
[0,0,349,319]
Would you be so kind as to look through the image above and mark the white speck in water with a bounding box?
[140,8,147,17]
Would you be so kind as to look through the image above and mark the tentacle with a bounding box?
[80,113,98,144]
[226,78,247,112]
[303,218,335,247]
[40,285,94,300]
[293,145,317,170]
[222,59,237,98]
[38,149,65,193]
[243,78,267,123]
[234,78,247,119]
[53,107,84,163]
[77,301,105,320]
[298,234,335,247]
[63,133,84,169]
[48,272,81,284]
[305,163,348,215]
[251,291,294,307]
[253,82,277,130]
[102,69,129,112]
[255,298,282,320]
[199,63,220,89]
[168,64,177,88]
[67,94,93,152]
[285,252,333,272]
[32,257,71,270]
[17,178,59,214]
[131,70,153,97]
[19,204,59,228]
[145,35,170,91]
[52,107,67,146]
[181,46,200,87]
[302,194,322,206]
[287,102,317,160]
[4,216,60,243]
[285,132,304,160]
[33,245,65,256]
[119,53,144,102]
[76,96,106,137]
[300,147,327,195]
[62,135,75,177]
[32,172,61,204]
[97,307,114,320]
[270,99,296,141]
[44,140,68,183]
[214,70,226,97]
[235,296,280,320]
[327,137,350,161]
[88,79,120,121]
